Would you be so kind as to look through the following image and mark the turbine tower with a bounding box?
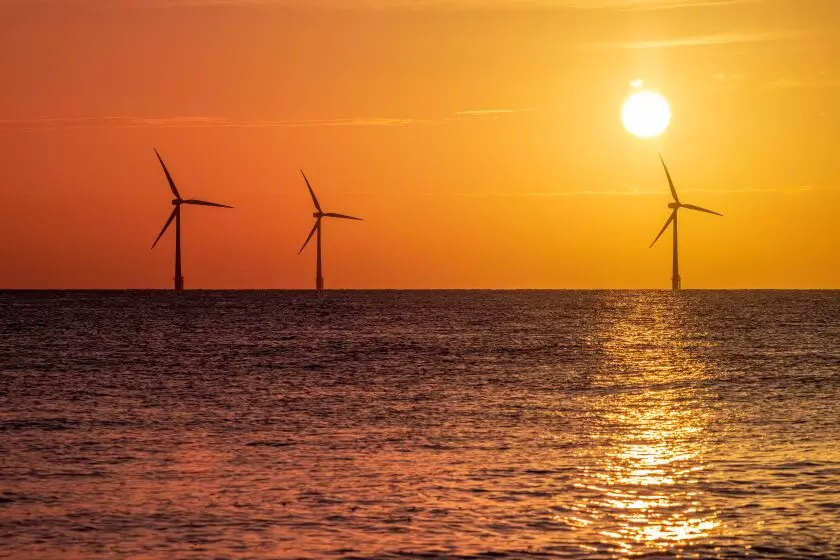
[650,154,723,291]
[298,170,362,291]
[151,150,233,291]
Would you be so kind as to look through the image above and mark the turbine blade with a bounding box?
[182,199,234,209]
[682,203,723,217]
[298,219,320,255]
[649,210,676,248]
[155,149,182,200]
[300,170,322,212]
[659,153,680,204]
[323,212,363,221]
[151,208,178,249]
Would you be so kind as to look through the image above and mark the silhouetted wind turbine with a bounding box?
[151,150,233,291]
[650,154,722,291]
[298,170,362,291]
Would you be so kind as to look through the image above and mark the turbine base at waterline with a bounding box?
[298,169,363,291]
[649,154,722,291]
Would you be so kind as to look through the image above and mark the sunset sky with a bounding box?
[1,0,838,289]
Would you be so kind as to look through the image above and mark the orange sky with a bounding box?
[0,0,838,289]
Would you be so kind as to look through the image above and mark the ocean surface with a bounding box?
[1,290,839,559]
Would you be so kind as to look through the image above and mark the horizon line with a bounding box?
[1,287,838,292]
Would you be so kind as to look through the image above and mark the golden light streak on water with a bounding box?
[577,294,721,554]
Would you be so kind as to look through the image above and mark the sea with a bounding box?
[1,290,839,559]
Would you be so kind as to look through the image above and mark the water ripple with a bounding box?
[1,291,839,558]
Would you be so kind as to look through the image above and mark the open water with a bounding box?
[1,291,839,559]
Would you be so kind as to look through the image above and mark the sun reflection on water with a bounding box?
[569,295,721,554]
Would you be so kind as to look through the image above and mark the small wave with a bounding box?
[245,441,296,447]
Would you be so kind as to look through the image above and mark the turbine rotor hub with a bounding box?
[173,199,182,206]
[668,202,680,209]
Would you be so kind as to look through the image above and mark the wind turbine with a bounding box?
[151,149,233,291]
[298,170,362,291]
[650,154,723,291]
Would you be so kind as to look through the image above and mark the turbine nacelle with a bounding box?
[668,202,680,209]
[314,212,323,218]
[152,149,233,256]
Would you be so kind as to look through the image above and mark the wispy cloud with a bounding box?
[189,0,762,9]
[0,110,535,130]
[0,0,770,9]
[676,186,840,195]
[766,75,840,89]
[398,185,839,198]
[615,0,761,11]
[455,108,536,118]
[594,30,806,50]
[767,78,803,89]
[713,72,747,84]
[0,116,419,130]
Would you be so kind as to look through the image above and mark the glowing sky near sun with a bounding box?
[0,0,839,288]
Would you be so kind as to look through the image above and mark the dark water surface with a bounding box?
[1,291,839,559]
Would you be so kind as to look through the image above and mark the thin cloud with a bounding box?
[455,109,536,118]
[0,116,419,130]
[616,0,761,11]
[418,190,652,197]
[767,78,803,89]
[201,0,761,9]
[595,30,806,50]
[0,110,535,130]
[713,72,747,84]
[766,76,840,89]
[406,185,839,198]
[0,0,770,9]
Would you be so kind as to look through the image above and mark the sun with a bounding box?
[622,90,671,139]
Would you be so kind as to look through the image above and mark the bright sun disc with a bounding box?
[622,91,671,138]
